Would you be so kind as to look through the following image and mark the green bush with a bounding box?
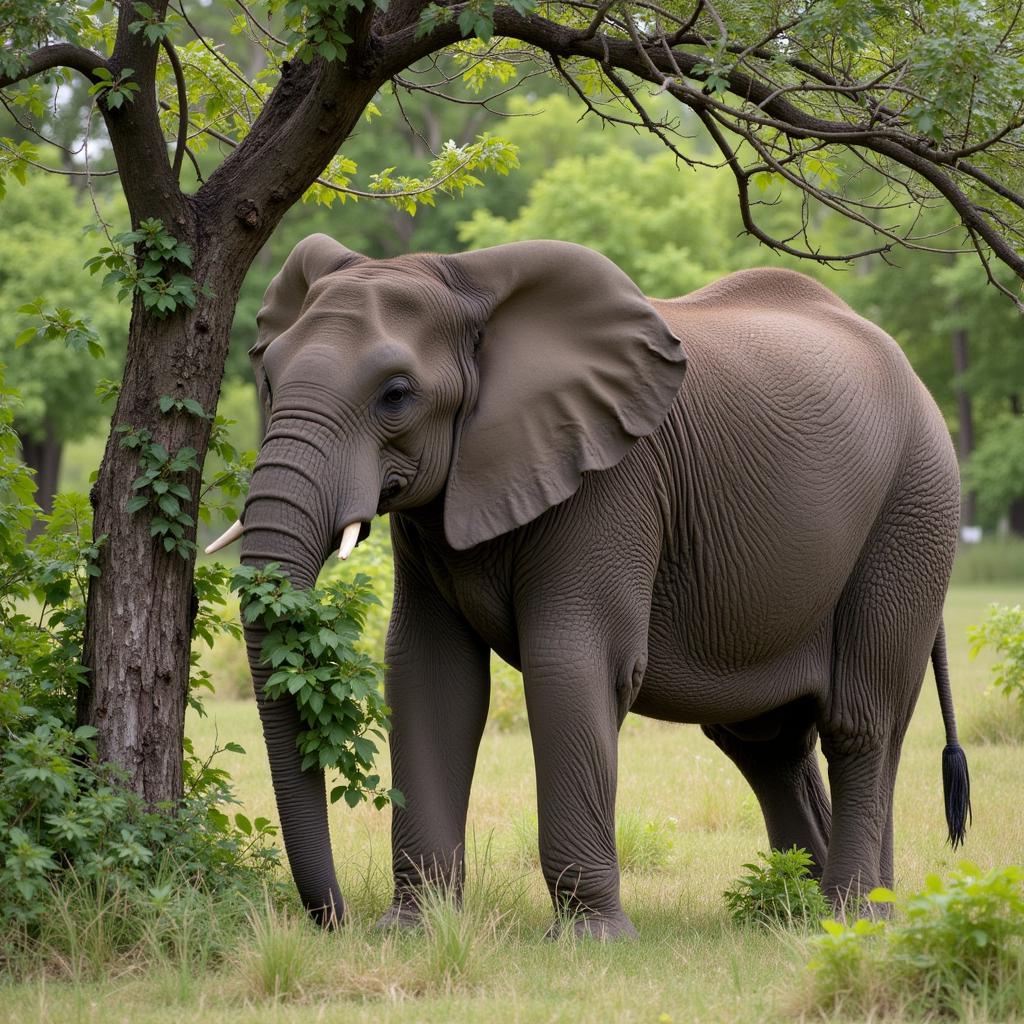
[808,864,1024,1018]
[0,367,281,963]
[723,847,828,929]
[232,563,402,811]
[969,603,1024,703]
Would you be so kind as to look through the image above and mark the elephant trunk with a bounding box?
[239,425,377,926]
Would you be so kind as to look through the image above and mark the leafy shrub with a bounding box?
[232,562,402,810]
[0,718,280,930]
[723,847,828,928]
[969,603,1024,703]
[808,864,1024,1018]
[0,368,281,961]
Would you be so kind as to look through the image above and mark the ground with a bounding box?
[3,583,1022,1023]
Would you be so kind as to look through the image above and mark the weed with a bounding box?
[806,863,1024,1019]
[723,847,828,929]
[969,603,1024,703]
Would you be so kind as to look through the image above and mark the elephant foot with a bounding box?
[545,911,639,942]
[374,897,423,931]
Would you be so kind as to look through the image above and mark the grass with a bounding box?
[3,581,1023,1023]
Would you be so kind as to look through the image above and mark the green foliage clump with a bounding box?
[614,810,676,873]
[84,218,201,317]
[232,563,402,810]
[0,718,278,930]
[0,173,127,452]
[0,369,279,949]
[808,864,1024,1018]
[723,847,828,929]
[969,603,1024,704]
[965,417,1024,525]
[117,422,200,559]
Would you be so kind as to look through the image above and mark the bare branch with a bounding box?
[0,138,118,178]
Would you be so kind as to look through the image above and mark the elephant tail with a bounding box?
[933,621,971,848]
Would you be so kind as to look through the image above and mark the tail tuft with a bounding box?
[942,742,972,849]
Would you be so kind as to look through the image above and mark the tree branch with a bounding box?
[160,36,189,180]
[0,43,107,89]
[375,7,1023,283]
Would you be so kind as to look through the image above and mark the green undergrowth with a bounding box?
[803,864,1024,1019]
[723,847,829,930]
[0,368,284,972]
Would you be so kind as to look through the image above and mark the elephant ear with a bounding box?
[250,234,366,413]
[442,241,687,551]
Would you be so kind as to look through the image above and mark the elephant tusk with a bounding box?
[337,521,362,560]
[204,519,244,555]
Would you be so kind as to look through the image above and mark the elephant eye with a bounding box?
[380,379,413,409]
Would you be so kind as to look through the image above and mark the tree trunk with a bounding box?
[79,224,249,805]
[77,55,382,805]
[1010,394,1024,537]
[20,416,63,537]
[950,327,975,529]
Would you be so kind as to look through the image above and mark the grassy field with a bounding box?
[4,582,1023,1023]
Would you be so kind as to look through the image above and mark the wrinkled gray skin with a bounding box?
[240,233,962,938]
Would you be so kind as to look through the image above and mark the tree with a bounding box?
[0,172,127,521]
[2,0,1023,805]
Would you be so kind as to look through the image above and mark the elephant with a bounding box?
[209,233,971,938]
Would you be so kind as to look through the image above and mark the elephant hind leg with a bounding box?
[703,706,831,876]
[819,489,953,908]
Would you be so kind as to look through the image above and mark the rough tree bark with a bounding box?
[79,57,382,802]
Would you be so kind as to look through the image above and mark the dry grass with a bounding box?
[3,582,1022,1024]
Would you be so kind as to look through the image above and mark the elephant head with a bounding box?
[210,233,686,922]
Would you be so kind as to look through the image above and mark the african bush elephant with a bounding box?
[211,233,971,938]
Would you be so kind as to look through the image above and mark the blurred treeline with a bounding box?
[1,3,1021,548]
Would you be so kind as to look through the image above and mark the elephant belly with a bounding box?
[634,600,833,725]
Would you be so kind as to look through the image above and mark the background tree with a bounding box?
[0,173,127,523]
[2,0,1023,805]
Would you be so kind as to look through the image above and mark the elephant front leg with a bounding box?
[524,648,637,941]
[377,541,491,928]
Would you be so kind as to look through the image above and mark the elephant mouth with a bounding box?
[376,477,407,515]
